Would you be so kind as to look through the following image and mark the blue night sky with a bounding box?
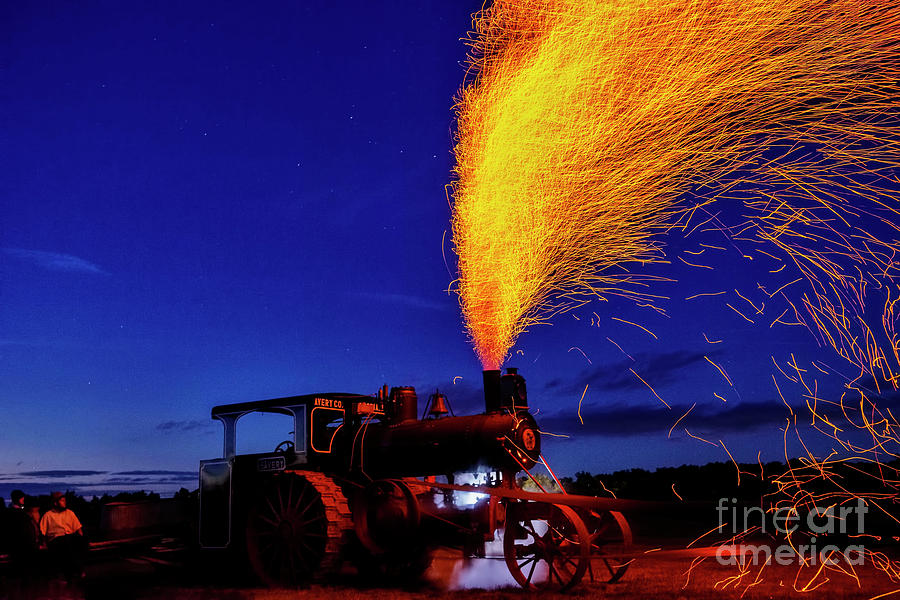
[2,1,892,495]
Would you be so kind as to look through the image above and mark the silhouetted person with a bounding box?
[8,489,39,559]
[5,490,40,596]
[39,491,86,581]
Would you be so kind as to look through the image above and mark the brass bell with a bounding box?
[428,392,450,418]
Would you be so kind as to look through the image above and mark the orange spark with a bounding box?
[567,346,592,365]
[686,291,727,301]
[611,316,658,340]
[629,367,670,408]
[684,428,718,446]
[703,332,722,344]
[577,383,588,425]
[668,403,696,438]
[726,303,756,324]
[735,289,764,314]
[678,256,714,270]
[606,336,634,361]
[451,0,900,371]
[705,355,734,387]
[720,439,741,486]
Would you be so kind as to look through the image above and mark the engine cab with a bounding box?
[198,392,379,548]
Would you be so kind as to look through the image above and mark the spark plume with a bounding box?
[451,0,900,370]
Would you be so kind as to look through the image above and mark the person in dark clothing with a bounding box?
[7,490,39,565]
[5,490,41,596]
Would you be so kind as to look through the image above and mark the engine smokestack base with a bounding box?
[483,369,502,412]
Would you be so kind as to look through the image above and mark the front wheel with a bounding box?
[503,502,590,591]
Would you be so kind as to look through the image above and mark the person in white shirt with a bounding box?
[39,491,86,581]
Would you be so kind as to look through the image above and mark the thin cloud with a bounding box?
[4,248,108,275]
[156,419,214,433]
[16,470,107,478]
[0,471,198,498]
[105,472,196,484]
[113,470,195,477]
[545,349,720,395]
[539,400,799,438]
[353,291,451,311]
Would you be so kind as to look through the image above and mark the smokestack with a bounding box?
[483,369,501,412]
[389,386,418,422]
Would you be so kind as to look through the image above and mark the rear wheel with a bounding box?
[245,471,352,586]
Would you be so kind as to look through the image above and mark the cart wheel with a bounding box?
[503,503,590,591]
[584,509,633,583]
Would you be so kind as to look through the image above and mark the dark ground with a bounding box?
[4,540,899,600]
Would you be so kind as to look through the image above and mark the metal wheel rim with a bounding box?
[586,509,633,583]
[503,503,590,591]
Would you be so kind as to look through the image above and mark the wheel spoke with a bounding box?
[277,481,286,515]
[526,557,538,583]
[297,496,318,519]
[264,495,279,520]
[301,531,327,538]
[293,483,309,514]
[517,555,537,569]
[549,561,562,585]
[603,558,618,576]
[257,514,280,528]
[522,520,540,538]
[287,476,295,512]
[297,514,326,528]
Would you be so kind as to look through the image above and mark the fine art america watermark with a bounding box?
[715,497,868,566]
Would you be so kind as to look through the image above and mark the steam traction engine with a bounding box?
[198,369,633,590]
